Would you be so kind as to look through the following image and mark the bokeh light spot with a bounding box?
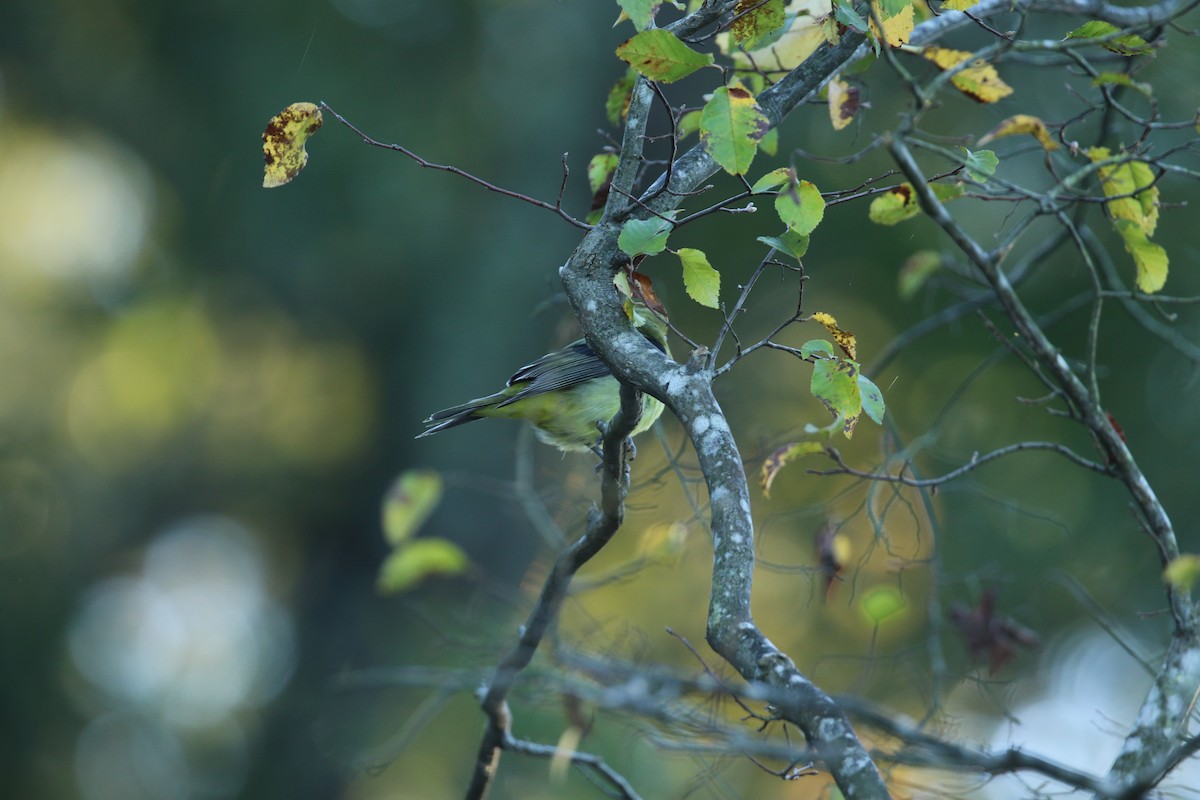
[0,126,151,292]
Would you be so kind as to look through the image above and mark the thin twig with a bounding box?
[320,102,591,230]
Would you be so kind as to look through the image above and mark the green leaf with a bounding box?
[1065,20,1153,56]
[774,178,825,235]
[759,126,778,156]
[1091,72,1152,95]
[898,250,941,299]
[757,229,810,260]
[751,166,793,194]
[730,0,787,50]
[617,0,662,30]
[677,247,720,308]
[932,183,966,202]
[587,153,618,195]
[844,51,876,76]
[618,215,674,257]
[605,68,637,126]
[860,586,907,624]
[377,538,469,594]
[699,80,769,175]
[616,29,714,83]
[800,339,834,359]
[834,0,869,32]
[677,109,702,140]
[1114,219,1168,293]
[383,470,443,546]
[1065,20,1114,39]
[960,147,998,182]
[858,373,885,424]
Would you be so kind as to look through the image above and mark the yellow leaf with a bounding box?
[1088,148,1159,236]
[810,311,857,360]
[871,1,914,47]
[1164,554,1200,591]
[383,470,443,546]
[550,726,585,783]
[262,102,323,188]
[922,47,1013,103]
[761,441,825,497]
[1114,219,1168,293]
[828,74,860,131]
[978,114,1059,151]
[377,537,468,594]
[941,0,980,8]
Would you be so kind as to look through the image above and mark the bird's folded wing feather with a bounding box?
[497,340,611,406]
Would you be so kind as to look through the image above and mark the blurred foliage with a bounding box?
[1,1,1199,799]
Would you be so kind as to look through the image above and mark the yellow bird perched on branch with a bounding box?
[418,278,670,453]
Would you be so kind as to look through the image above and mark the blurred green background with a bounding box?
[2,1,1200,798]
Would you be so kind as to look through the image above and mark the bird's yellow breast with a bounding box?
[481,376,663,452]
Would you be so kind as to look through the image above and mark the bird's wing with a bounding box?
[497,340,611,406]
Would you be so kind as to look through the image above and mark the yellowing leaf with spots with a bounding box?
[828,74,861,131]
[810,312,856,360]
[700,80,770,175]
[869,182,964,225]
[978,114,1059,151]
[761,441,825,497]
[812,356,862,437]
[871,0,914,47]
[730,0,787,50]
[262,102,323,188]
[616,29,714,83]
[922,47,1013,103]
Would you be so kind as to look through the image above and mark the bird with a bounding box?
[417,300,670,453]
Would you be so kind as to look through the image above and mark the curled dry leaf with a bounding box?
[262,101,323,188]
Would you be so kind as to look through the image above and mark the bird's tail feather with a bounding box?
[416,393,503,438]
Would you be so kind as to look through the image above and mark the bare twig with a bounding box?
[319,102,592,229]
